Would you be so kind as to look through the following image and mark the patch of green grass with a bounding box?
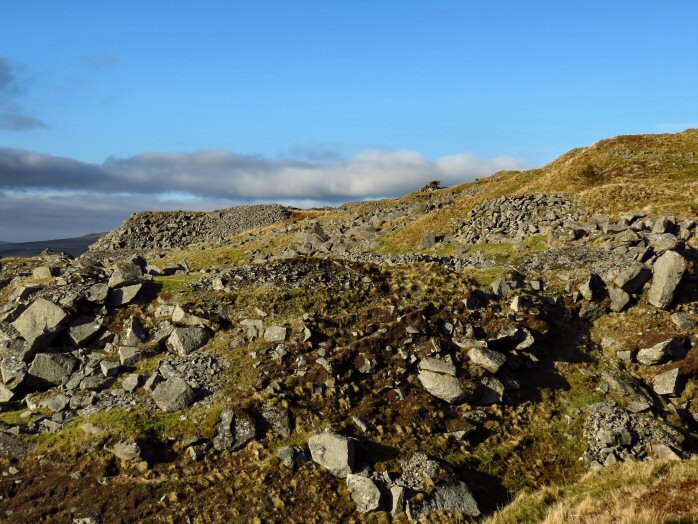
[154,232,294,271]
[464,267,509,287]
[0,408,37,425]
[152,273,201,297]
[34,408,203,453]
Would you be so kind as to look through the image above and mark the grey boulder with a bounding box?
[263,325,287,343]
[648,251,686,309]
[12,298,70,356]
[107,284,142,308]
[68,316,103,346]
[0,358,27,390]
[108,260,143,288]
[614,262,652,294]
[468,347,507,374]
[608,286,631,312]
[151,377,196,412]
[122,317,147,346]
[409,481,480,519]
[118,346,143,367]
[28,353,78,387]
[346,474,382,513]
[653,368,682,396]
[637,339,686,366]
[418,358,468,404]
[308,431,355,478]
[212,410,256,451]
[107,440,143,462]
[166,327,211,356]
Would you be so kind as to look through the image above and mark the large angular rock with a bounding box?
[601,370,654,412]
[12,298,70,355]
[107,284,142,308]
[608,286,631,312]
[390,485,406,518]
[68,316,103,346]
[419,229,436,249]
[614,262,652,294]
[212,410,256,451]
[86,283,109,304]
[653,368,682,396]
[636,339,685,366]
[151,377,196,412]
[260,405,292,438]
[118,346,143,367]
[100,360,120,377]
[27,353,78,387]
[346,474,382,513]
[468,347,507,373]
[410,481,480,519]
[419,357,457,375]
[166,327,211,356]
[263,325,287,343]
[171,305,211,328]
[108,260,142,288]
[107,441,143,462]
[646,233,680,254]
[41,393,69,413]
[670,312,695,331]
[418,358,468,404]
[121,373,142,392]
[308,431,355,478]
[0,358,27,390]
[80,374,114,391]
[32,266,58,279]
[648,251,686,309]
[0,383,14,402]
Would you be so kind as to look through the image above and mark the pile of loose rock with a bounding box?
[452,194,582,243]
[583,401,686,467]
[520,213,695,314]
[89,204,291,253]
[0,255,229,435]
[302,431,480,518]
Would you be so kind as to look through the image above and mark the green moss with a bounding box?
[0,408,39,425]
[152,273,201,297]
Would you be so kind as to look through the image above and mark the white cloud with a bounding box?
[0,145,525,241]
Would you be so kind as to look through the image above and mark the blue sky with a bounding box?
[1,1,697,240]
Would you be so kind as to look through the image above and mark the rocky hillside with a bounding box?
[0,130,697,523]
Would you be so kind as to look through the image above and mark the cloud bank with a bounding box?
[0,146,524,241]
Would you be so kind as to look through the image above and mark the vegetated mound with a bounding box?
[90,204,291,253]
[475,128,698,216]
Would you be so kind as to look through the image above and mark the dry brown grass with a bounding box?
[487,458,698,524]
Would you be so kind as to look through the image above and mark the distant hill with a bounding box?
[0,232,104,258]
